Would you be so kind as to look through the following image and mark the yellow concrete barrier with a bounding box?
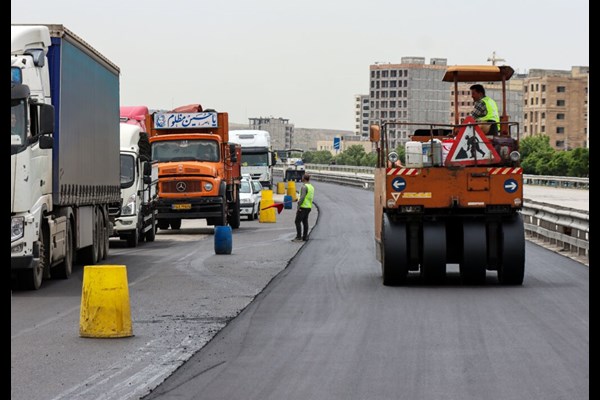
[259,189,276,223]
[79,265,133,338]
[276,182,285,195]
[287,181,297,201]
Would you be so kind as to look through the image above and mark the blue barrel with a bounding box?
[214,226,232,254]
[283,195,293,209]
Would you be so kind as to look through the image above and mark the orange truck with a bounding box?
[371,65,525,286]
[147,104,241,230]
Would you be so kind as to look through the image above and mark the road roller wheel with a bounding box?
[460,221,487,285]
[421,222,447,283]
[498,214,525,285]
[382,215,409,286]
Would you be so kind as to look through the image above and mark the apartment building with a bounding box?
[248,117,294,150]
[523,66,589,149]
[369,57,450,149]
[354,94,370,138]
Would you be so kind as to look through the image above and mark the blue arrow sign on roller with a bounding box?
[504,178,518,193]
[391,177,406,192]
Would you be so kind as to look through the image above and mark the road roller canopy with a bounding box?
[442,65,514,82]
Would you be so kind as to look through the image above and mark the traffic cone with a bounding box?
[79,265,133,338]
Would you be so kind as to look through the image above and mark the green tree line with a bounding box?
[301,136,588,177]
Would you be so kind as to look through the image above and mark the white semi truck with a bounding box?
[114,122,158,247]
[11,24,121,289]
[229,130,275,189]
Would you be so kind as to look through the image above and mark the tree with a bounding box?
[547,151,570,176]
[302,150,332,165]
[519,135,553,159]
[567,147,589,177]
[335,145,367,165]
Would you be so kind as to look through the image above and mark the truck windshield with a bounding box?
[152,140,219,162]
[241,153,268,166]
[120,154,136,189]
[11,100,27,147]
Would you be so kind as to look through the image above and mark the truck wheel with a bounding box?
[80,209,100,265]
[157,220,169,230]
[145,213,156,242]
[421,223,447,283]
[138,224,146,243]
[126,230,139,248]
[214,204,227,227]
[21,225,48,290]
[102,215,109,260]
[460,221,487,285]
[53,220,73,279]
[498,215,525,285]
[98,212,107,260]
[170,219,182,230]
[229,199,241,229]
[382,215,409,286]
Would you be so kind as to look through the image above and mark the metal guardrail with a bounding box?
[274,166,589,263]
[297,164,589,189]
[520,200,589,262]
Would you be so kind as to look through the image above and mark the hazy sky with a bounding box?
[12,0,588,130]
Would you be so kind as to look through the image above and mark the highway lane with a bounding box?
[147,181,589,400]
[11,205,317,400]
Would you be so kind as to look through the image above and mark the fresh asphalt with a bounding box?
[146,181,589,400]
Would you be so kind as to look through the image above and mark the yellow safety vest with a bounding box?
[480,96,500,131]
[300,183,314,208]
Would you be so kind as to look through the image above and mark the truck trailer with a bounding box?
[11,24,121,289]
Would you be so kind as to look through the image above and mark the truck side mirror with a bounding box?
[143,161,152,176]
[39,104,55,135]
[230,144,237,163]
[369,125,380,142]
[39,134,53,149]
[143,176,152,184]
[271,151,277,166]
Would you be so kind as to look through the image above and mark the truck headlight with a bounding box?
[204,182,213,191]
[240,198,252,204]
[388,151,399,164]
[11,216,24,242]
[121,194,136,216]
[509,151,521,162]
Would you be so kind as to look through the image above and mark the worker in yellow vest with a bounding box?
[469,84,500,135]
[292,174,314,242]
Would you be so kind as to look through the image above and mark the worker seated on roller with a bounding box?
[470,84,500,136]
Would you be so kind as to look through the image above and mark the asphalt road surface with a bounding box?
[11,195,317,400]
[146,182,589,400]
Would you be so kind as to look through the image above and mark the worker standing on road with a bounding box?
[469,84,500,135]
[292,174,314,242]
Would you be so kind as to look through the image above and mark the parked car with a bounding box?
[239,178,262,220]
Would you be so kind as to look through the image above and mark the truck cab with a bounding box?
[148,105,242,230]
[12,25,121,290]
[114,122,158,247]
[229,130,276,189]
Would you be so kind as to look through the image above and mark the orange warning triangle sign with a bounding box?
[445,116,500,166]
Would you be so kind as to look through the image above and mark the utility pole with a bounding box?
[487,51,506,66]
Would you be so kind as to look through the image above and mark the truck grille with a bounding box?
[161,180,202,193]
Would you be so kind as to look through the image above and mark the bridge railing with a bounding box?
[273,165,589,263]
[281,164,589,189]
